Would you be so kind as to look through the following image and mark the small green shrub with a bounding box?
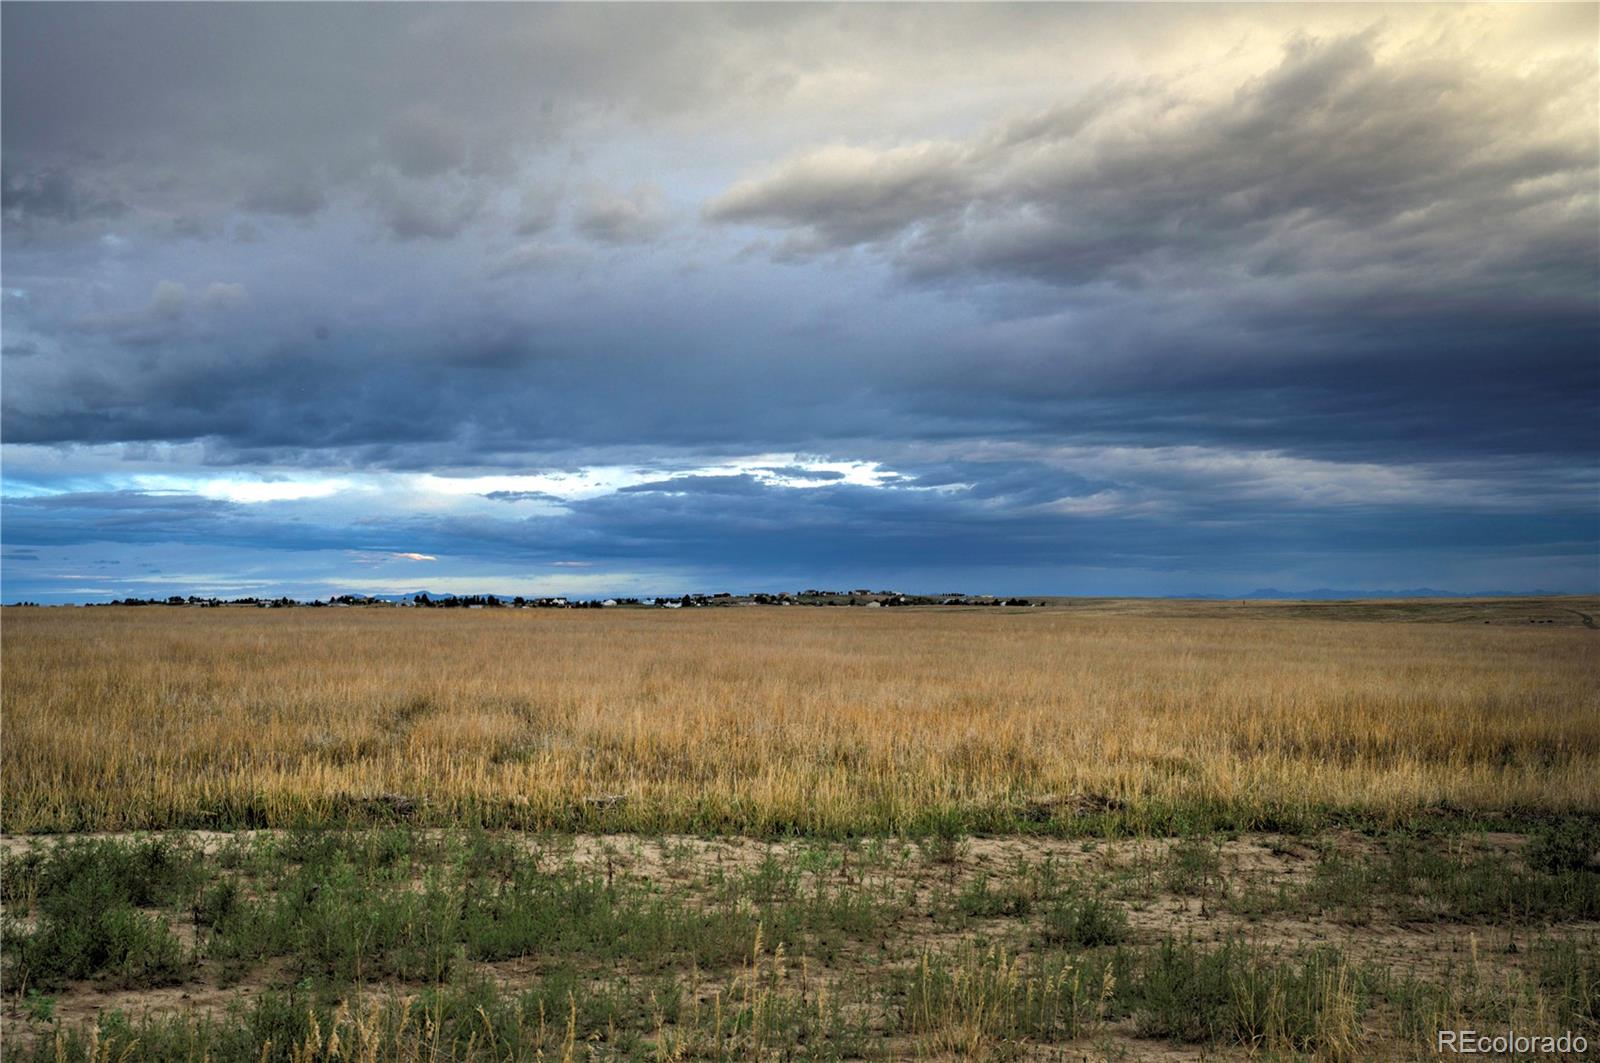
[1163,838,1223,896]
[1040,892,1128,948]
[33,837,209,912]
[195,878,240,928]
[1526,821,1600,874]
[956,872,1034,919]
[1,840,200,991]
[5,892,189,992]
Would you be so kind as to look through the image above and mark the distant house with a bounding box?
[601,599,618,607]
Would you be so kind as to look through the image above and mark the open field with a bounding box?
[3,601,1598,1059]
[2,601,1597,834]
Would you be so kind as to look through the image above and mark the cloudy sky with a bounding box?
[3,3,1596,602]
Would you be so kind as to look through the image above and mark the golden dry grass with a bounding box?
[2,604,1597,832]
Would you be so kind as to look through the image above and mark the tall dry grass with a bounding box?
[2,606,1596,832]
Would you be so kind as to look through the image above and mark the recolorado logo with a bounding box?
[1438,1030,1587,1055]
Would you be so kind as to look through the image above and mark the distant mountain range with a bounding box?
[1235,588,1573,600]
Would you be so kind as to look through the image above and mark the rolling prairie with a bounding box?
[4,601,1596,834]
[4,601,1599,1060]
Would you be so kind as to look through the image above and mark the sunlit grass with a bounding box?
[2,605,1596,832]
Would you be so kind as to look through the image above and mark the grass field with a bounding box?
[3,601,1597,834]
[2,601,1597,1059]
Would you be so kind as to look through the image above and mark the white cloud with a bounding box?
[128,475,355,504]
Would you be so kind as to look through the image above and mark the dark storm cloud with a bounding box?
[709,32,1595,296]
[2,4,1595,597]
[5,276,1590,471]
[1,168,126,225]
[352,469,1595,586]
[707,31,1598,461]
[1,492,239,548]
[0,490,390,555]
[0,3,853,240]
